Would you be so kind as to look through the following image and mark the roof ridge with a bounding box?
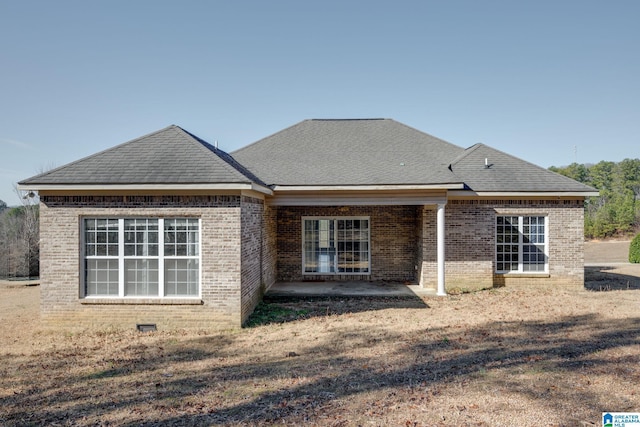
[168,126,265,185]
[389,120,465,152]
[309,118,387,121]
[448,143,484,170]
[231,118,465,187]
[231,120,307,155]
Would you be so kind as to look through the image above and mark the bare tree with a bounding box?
[17,188,39,278]
[0,189,39,278]
[0,200,9,277]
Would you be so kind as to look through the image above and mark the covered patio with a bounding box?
[271,198,450,296]
[265,281,439,298]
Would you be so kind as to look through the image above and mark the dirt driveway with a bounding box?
[585,240,640,290]
[585,239,631,264]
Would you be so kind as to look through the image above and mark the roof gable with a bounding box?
[231,119,465,186]
[20,125,259,186]
[449,143,597,193]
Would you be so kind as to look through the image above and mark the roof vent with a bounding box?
[485,158,493,169]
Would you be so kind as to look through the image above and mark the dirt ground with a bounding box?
[585,240,640,291]
[1,242,639,426]
[585,239,631,264]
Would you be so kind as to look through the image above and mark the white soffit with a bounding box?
[268,190,448,206]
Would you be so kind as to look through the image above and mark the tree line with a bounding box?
[549,158,640,239]
[0,198,39,278]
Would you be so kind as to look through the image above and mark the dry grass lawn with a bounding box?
[1,242,639,426]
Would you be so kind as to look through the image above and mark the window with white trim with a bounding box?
[83,218,200,297]
[496,215,548,273]
[303,217,370,274]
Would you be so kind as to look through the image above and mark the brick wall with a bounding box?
[38,194,586,330]
[419,199,585,290]
[240,196,267,324]
[38,194,245,330]
[262,204,278,291]
[276,205,419,282]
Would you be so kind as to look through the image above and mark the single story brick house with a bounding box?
[19,119,597,329]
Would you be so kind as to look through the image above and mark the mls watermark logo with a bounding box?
[603,412,640,427]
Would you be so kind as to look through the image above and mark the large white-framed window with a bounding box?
[83,217,200,298]
[302,217,370,274]
[496,215,548,273]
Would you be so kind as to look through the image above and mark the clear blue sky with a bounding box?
[1,0,638,205]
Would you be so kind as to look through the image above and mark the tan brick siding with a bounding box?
[240,196,268,325]
[419,199,585,290]
[38,194,586,330]
[39,195,245,330]
[262,204,278,291]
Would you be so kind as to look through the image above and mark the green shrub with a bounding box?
[630,234,640,263]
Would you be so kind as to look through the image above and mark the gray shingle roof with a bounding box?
[20,125,261,186]
[449,143,597,192]
[231,119,465,186]
[20,119,597,195]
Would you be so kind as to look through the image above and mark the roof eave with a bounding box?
[272,183,466,192]
[449,190,600,198]
[17,182,274,196]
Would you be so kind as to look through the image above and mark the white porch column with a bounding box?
[436,203,447,296]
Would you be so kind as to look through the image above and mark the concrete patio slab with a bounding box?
[265,281,438,298]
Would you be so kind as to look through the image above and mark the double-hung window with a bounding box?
[124,218,159,296]
[496,215,548,273]
[303,217,370,274]
[83,218,200,298]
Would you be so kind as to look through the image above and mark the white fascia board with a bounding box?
[269,192,448,206]
[269,196,448,206]
[240,189,266,200]
[449,190,600,198]
[272,183,465,191]
[18,183,274,195]
[250,183,274,195]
